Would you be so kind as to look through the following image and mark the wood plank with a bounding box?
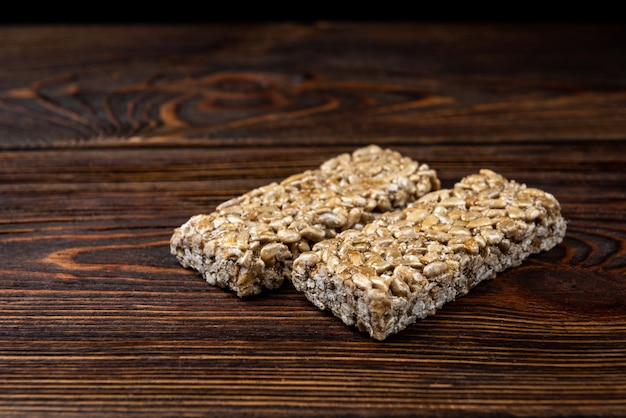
[1,24,626,149]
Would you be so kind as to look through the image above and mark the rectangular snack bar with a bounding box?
[170,145,440,297]
[292,169,567,340]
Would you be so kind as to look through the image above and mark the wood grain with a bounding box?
[0,23,625,417]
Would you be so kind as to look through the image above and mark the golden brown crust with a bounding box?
[170,145,440,297]
[292,169,567,340]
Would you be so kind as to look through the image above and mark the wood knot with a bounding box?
[198,72,294,110]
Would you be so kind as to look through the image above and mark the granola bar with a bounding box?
[170,145,440,297]
[291,169,567,340]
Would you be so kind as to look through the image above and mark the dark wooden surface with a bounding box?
[1,23,625,417]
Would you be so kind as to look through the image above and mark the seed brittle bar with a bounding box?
[170,145,440,297]
[292,169,567,340]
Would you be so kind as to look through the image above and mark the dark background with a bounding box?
[1,4,622,25]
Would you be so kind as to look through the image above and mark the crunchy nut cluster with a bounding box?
[292,169,567,340]
[170,145,440,297]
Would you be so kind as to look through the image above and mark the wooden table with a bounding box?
[1,23,625,417]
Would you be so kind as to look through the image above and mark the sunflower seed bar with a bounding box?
[292,169,567,340]
[170,145,440,297]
